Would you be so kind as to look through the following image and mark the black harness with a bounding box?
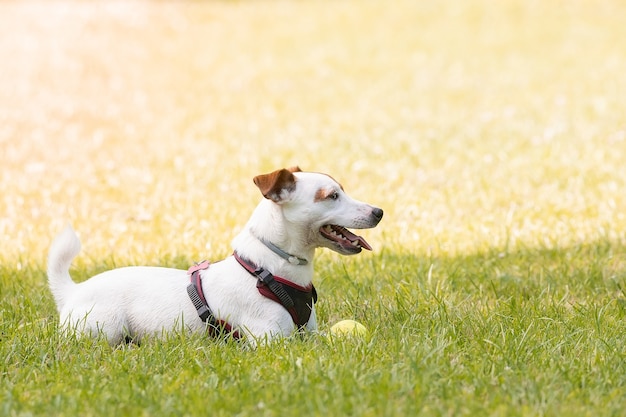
[186,253,317,338]
[233,252,317,329]
[186,261,242,339]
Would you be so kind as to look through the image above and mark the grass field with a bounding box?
[2,0,626,415]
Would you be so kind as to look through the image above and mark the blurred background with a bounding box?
[1,1,625,263]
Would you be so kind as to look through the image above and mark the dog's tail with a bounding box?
[47,225,81,312]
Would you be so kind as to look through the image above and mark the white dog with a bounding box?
[47,167,383,344]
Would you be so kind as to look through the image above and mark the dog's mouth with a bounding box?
[320,225,372,253]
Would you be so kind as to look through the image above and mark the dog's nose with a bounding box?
[372,207,383,221]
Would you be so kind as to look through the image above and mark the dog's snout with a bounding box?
[372,207,383,222]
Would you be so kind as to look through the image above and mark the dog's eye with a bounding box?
[328,191,339,201]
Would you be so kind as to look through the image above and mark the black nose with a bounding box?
[372,207,383,221]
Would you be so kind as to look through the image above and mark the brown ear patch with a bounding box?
[253,168,298,202]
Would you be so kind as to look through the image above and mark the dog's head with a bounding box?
[253,167,383,255]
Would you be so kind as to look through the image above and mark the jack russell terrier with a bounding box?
[47,167,383,344]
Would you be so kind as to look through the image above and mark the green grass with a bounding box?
[2,0,626,415]
[3,244,626,416]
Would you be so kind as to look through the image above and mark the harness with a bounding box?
[186,253,318,338]
[186,261,242,339]
[233,252,317,328]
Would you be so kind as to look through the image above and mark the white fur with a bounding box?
[47,169,383,344]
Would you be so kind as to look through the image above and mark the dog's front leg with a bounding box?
[305,305,318,333]
[239,314,296,346]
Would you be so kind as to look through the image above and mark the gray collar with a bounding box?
[259,238,308,266]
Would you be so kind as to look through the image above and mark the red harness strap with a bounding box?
[233,252,317,329]
[187,254,318,339]
[187,261,242,340]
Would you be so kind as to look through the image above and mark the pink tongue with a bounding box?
[336,226,372,251]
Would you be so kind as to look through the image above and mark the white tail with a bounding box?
[47,225,81,312]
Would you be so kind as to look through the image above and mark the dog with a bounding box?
[47,167,383,344]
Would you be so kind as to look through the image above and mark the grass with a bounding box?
[2,0,626,415]
[3,245,626,416]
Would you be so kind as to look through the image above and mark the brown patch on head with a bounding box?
[314,186,342,203]
[314,187,333,202]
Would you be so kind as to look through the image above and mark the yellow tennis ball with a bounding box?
[329,320,368,337]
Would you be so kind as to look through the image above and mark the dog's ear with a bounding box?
[253,168,298,203]
[287,166,302,173]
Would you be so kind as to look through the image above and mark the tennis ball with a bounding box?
[329,320,368,337]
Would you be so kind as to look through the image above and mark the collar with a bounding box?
[233,252,312,291]
[257,237,308,265]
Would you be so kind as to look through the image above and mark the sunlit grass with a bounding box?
[2,0,625,261]
[2,0,626,415]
